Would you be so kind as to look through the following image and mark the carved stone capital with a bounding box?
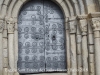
[69,20,77,34]
[7,18,15,34]
[79,19,88,35]
[0,20,4,33]
[91,18,100,31]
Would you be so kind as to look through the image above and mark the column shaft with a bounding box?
[0,33,3,75]
[94,31,100,75]
[82,35,89,75]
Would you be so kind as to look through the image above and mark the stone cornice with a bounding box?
[89,12,100,18]
[77,15,88,20]
[69,16,77,22]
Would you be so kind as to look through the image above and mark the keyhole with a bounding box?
[52,35,56,40]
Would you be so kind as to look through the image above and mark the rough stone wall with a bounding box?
[0,0,100,75]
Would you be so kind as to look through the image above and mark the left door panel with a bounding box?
[17,0,45,73]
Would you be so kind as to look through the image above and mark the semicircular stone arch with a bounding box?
[11,0,70,19]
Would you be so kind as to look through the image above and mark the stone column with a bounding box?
[79,19,89,75]
[14,20,19,75]
[3,68,8,75]
[91,17,100,75]
[69,17,77,75]
[88,18,95,75]
[76,16,84,75]
[65,18,71,75]
[0,18,4,75]
[3,17,8,75]
[7,18,15,75]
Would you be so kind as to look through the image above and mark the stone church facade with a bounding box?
[0,0,100,75]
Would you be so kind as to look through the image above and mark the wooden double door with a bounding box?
[18,0,66,74]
